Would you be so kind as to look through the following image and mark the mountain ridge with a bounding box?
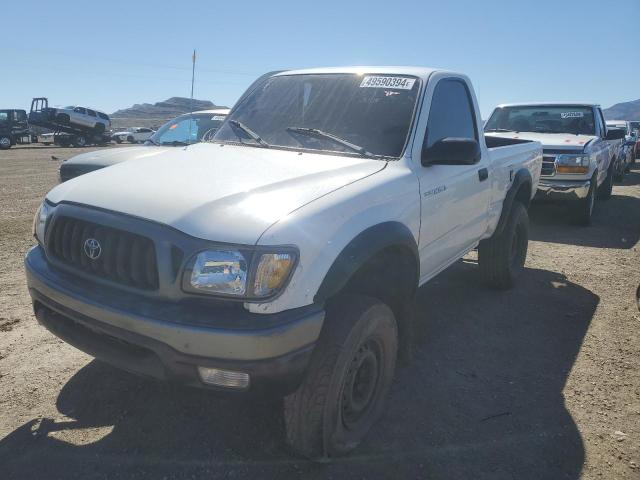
[110,97,228,129]
[602,99,640,121]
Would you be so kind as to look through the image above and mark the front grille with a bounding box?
[47,216,159,290]
[541,155,556,176]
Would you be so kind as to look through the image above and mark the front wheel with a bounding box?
[478,201,529,290]
[598,166,614,200]
[284,294,398,459]
[573,176,596,226]
[0,136,11,149]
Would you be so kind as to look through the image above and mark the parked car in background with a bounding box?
[606,120,636,176]
[52,106,111,131]
[112,127,156,144]
[0,109,29,149]
[147,108,229,145]
[485,103,625,225]
[58,109,229,181]
[28,66,542,458]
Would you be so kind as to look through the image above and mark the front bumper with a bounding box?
[534,178,591,202]
[25,246,324,395]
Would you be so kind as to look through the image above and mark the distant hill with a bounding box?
[110,97,228,129]
[602,99,640,121]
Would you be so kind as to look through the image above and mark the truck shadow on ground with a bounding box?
[0,264,598,480]
[529,167,640,249]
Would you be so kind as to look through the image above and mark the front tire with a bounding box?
[598,165,614,200]
[0,136,11,149]
[284,294,398,459]
[478,201,529,290]
[573,176,596,226]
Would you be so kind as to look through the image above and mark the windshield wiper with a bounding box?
[229,120,270,148]
[161,140,189,146]
[485,128,514,132]
[286,127,373,157]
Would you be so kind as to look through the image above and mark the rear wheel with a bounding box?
[115,137,122,144]
[94,123,105,133]
[0,136,11,149]
[478,201,529,290]
[127,135,135,143]
[56,113,70,125]
[284,294,397,459]
[72,135,87,147]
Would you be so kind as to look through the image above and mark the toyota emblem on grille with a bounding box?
[83,238,101,260]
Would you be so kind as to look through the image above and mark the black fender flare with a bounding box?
[494,168,532,237]
[314,221,419,303]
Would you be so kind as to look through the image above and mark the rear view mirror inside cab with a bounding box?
[422,137,481,166]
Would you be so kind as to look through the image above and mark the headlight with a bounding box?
[184,248,296,299]
[189,250,248,295]
[556,154,590,174]
[32,201,52,244]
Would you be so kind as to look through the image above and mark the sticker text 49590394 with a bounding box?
[360,76,416,90]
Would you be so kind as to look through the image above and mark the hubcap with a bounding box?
[341,340,381,429]
[0,137,9,147]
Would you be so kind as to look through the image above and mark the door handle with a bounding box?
[478,168,489,181]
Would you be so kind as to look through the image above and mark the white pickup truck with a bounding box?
[26,67,541,458]
[485,103,626,225]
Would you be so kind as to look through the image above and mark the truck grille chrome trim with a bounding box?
[541,155,556,176]
[47,216,159,290]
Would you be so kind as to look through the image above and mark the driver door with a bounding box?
[413,77,490,280]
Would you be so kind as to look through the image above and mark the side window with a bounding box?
[424,79,477,150]
[86,109,97,117]
[98,112,109,120]
[73,107,86,114]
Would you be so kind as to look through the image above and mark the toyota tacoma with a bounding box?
[26,67,542,458]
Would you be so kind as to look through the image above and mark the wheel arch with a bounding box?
[314,221,419,361]
[495,168,532,237]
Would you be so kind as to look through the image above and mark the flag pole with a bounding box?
[188,49,196,144]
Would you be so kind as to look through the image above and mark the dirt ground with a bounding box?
[0,144,639,480]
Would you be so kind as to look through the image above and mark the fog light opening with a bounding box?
[197,366,250,389]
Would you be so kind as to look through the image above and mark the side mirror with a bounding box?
[422,138,481,166]
[605,128,626,141]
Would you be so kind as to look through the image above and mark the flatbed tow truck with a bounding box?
[28,98,111,147]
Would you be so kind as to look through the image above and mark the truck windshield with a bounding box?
[213,73,421,158]
[485,105,596,135]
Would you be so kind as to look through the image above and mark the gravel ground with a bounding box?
[0,144,638,479]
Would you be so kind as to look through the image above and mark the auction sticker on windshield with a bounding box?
[360,76,416,89]
[560,112,584,119]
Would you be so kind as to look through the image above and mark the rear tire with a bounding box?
[0,136,11,149]
[56,113,70,125]
[478,201,529,290]
[127,135,134,143]
[115,137,122,144]
[72,135,87,148]
[284,294,397,459]
[94,123,105,133]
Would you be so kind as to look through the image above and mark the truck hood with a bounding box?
[63,146,174,167]
[485,131,595,151]
[47,143,386,244]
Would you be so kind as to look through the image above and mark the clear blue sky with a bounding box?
[4,0,639,117]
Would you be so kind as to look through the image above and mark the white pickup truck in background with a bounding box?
[485,103,626,225]
[26,67,541,458]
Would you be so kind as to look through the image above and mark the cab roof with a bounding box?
[496,102,601,108]
[275,66,453,81]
